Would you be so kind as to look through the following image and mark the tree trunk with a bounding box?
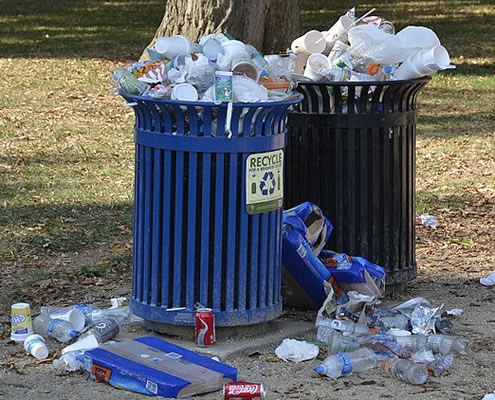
[143,0,300,58]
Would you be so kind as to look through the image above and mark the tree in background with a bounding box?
[146,0,301,54]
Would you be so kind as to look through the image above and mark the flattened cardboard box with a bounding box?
[85,336,237,398]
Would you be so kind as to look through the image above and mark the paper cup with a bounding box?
[303,53,330,81]
[322,15,354,51]
[49,309,86,332]
[291,30,326,55]
[24,334,49,360]
[203,38,222,61]
[155,35,193,59]
[171,83,199,101]
[420,45,451,70]
[221,40,246,57]
[10,302,33,341]
[61,334,99,355]
[393,57,424,80]
[231,53,258,81]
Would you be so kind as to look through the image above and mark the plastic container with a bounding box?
[24,334,49,360]
[10,302,33,341]
[427,334,471,356]
[155,35,193,59]
[171,83,199,101]
[315,348,377,378]
[393,334,427,352]
[303,53,330,82]
[33,313,78,343]
[381,358,428,385]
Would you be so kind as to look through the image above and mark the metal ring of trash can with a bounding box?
[285,77,430,290]
[123,93,303,327]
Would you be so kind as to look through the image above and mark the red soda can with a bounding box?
[195,308,215,346]
[223,381,266,399]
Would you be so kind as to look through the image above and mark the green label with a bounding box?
[214,71,233,102]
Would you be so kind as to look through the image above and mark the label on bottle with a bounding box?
[47,319,63,337]
[336,353,352,375]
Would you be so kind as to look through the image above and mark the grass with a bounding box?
[0,0,494,317]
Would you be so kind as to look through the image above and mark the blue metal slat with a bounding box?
[258,213,269,308]
[249,214,259,309]
[142,147,153,304]
[199,153,212,306]
[173,151,185,307]
[225,153,238,311]
[237,153,249,311]
[150,149,163,306]
[212,153,225,310]
[161,150,172,307]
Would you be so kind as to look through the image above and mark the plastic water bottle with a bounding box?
[427,334,471,355]
[33,314,78,343]
[87,317,120,343]
[381,358,428,385]
[374,314,410,332]
[320,330,361,354]
[328,319,369,337]
[416,214,438,227]
[315,348,377,378]
[393,334,428,352]
[41,304,94,326]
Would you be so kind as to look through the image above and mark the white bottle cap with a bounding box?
[31,341,49,360]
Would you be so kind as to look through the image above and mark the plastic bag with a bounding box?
[275,339,319,362]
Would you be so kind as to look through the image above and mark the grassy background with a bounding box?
[0,0,494,318]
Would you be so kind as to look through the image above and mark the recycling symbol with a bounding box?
[259,171,276,196]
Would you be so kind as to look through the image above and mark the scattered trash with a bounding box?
[480,270,495,286]
[315,348,377,378]
[223,381,266,399]
[24,334,49,360]
[84,337,237,398]
[426,353,453,377]
[53,351,84,373]
[483,391,495,400]
[40,306,86,332]
[275,339,319,362]
[195,307,216,347]
[416,214,438,227]
[33,313,78,343]
[447,308,464,316]
[10,302,33,341]
[380,358,428,385]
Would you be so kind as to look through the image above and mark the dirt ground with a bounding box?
[1,212,495,400]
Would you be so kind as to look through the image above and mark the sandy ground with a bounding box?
[1,219,494,400]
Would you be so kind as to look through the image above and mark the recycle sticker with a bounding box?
[246,150,284,214]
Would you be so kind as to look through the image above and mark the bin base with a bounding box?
[131,300,282,327]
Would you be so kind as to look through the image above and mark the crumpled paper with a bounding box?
[275,339,319,363]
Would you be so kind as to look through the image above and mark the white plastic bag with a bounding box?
[275,339,319,362]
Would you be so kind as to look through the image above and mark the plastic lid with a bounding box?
[31,342,49,360]
[315,366,325,375]
[171,84,198,101]
[69,330,78,338]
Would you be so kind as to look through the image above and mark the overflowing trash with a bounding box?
[111,33,296,103]
[278,202,471,387]
[289,7,454,83]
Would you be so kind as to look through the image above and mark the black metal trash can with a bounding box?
[285,78,429,289]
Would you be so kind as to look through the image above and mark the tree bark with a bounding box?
[143,0,300,58]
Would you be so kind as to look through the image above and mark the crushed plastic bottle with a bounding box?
[416,214,438,227]
[53,351,84,372]
[381,358,428,385]
[33,314,78,343]
[426,334,471,356]
[426,354,454,377]
[315,348,377,378]
[393,334,428,352]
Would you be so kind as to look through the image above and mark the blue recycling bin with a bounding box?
[122,93,302,327]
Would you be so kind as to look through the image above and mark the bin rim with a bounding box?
[293,76,431,87]
[121,91,304,108]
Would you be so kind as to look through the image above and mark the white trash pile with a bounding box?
[291,7,455,83]
[110,33,296,103]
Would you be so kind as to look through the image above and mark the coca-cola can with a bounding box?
[223,381,266,399]
[195,308,215,347]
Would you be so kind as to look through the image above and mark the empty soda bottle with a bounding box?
[33,314,78,343]
[381,358,428,385]
[393,334,428,352]
[427,334,471,355]
[315,348,377,378]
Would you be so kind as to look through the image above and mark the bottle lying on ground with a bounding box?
[381,358,428,385]
[33,314,78,343]
[426,334,471,355]
[315,348,377,378]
